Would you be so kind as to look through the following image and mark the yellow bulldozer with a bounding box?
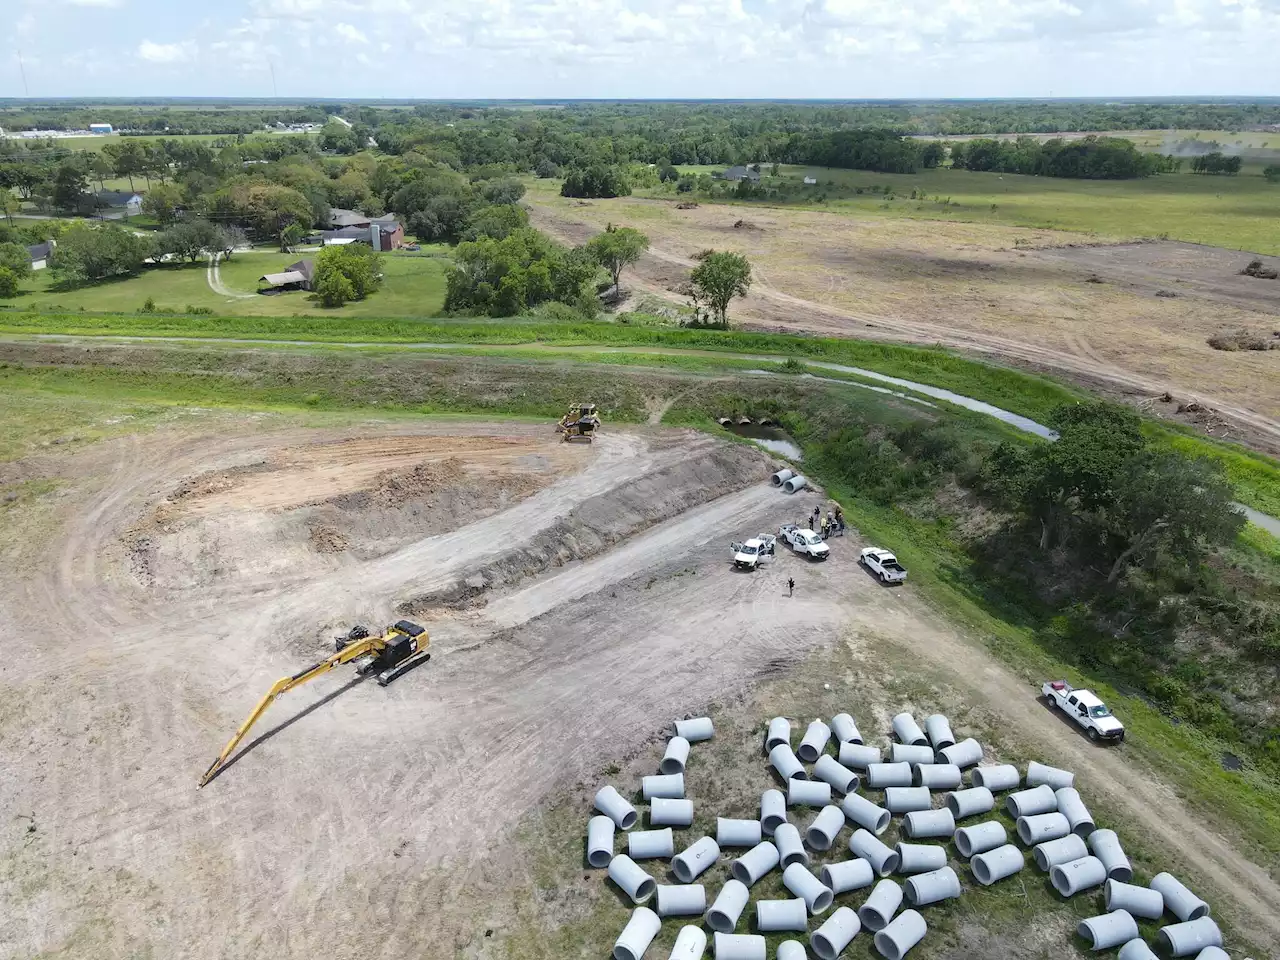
[557,402,601,443]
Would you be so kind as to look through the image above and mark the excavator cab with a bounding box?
[558,402,601,443]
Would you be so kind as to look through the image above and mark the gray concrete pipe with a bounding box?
[643,773,686,800]
[629,828,675,860]
[774,822,809,868]
[839,742,882,769]
[1006,783,1057,818]
[874,909,926,960]
[1150,872,1209,921]
[890,743,935,766]
[1088,829,1132,882]
[1033,834,1088,871]
[1118,940,1160,960]
[613,906,661,960]
[1051,856,1108,897]
[858,878,905,932]
[670,926,708,960]
[771,469,796,487]
[904,866,961,907]
[1157,918,1222,957]
[651,797,695,827]
[804,805,846,852]
[712,933,767,960]
[947,786,995,819]
[588,816,616,867]
[609,854,658,904]
[672,836,721,883]
[761,789,787,836]
[1016,812,1071,846]
[756,898,808,932]
[770,744,808,782]
[884,786,932,814]
[954,821,1007,858]
[813,755,860,794]
[717,818,763,848]
[766,717,791,752]
[662,737,691,775]
[903,808,955,839]
[731,841,780,887]
[822,858,875,894]
[970,764,1020,792]
[971,844,1024,886]
[676,717,715,742]
[892,713,929,746]
[595,785,639,830]
[867,762,914,788]
[831,712,863,744]
[937,737,983,768]
[788,778,832,807]
[850,828,901,876]
[1078,910,1139,951]
[924,714,956,750]
[811,907,861,960]
[895,842,948,874]
[776,942,807,960]
[657,884,708,917]
[1054,787,1096,837]
[706,879,750,933]
[841,792,892,835]
[798,720,832,763]
[782,475,808,494]
[1026,760,1074,789]
[783,863,835,915]
[1192,949,1230,960]
[913,763,962,790]
[1105,880,1165,920]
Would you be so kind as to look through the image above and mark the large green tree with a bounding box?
[143,183,184,226]
[157,220,225,263]
[312,243,383,307]
[445,227,596,317]
[688,251,752,327]
[585,224,649,293]
[49,223,153,287]
[52,163,92,214]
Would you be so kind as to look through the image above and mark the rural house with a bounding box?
[258,258,316,293]
[717,165,761,182]
[319,215,405,251]
[95,190,144,216]
[26,240,55,270]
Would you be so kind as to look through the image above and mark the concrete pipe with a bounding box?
[783,862,835,915]
[903,808,955,840]
[798,720,833,763]
[774,823,809,869]
[596,785,640,830]
[970,764,1020,792]
[766,717,791,752]
[813,755,860,794]
[675,717,715,742]
[713,933,767,960]
[947,787,995,820]
[643,773,686,800]
[1051,856,1108,897]
[938,738,983,768]
[658,884,708,917]
[717,818,763,849]
[850,829,901,876]
[1105,879,1164,920]
[831,712,863,744]
[890,743,935,766]
[841,793,892,835]
[1118,940,1160,960]
[858,878,904,932]
[1088,830,1132,883]
[884,786,932,814]
[1151,873,1210,921]
[782,475,808,494]
[629,828,675,860]
[1078,910,1139,951]
[670,926,708,960]
[706,879,750,933]
[776,943,807,960]
[789,779,832,808]
[839,742,882,770]
[662,737,692,775]
[1193,949,1230,960]
[904,866,961,907]
[894,842,947,874]
[770,745,808,782]
[589,816,616,867]
[652,798,695,828]
[822,857,875,894]
[613,907,662,960]
[954,821,1007,858]
[805,805,846,852]
[1032,834,1088,872]
[1054,788,1096,837]
[971,844,1024,886]
[673,836,721,883]
[924,714,956,751]
[811,907,861,960]
[756,898,808,932]
[731,841,780,887]
[1016,812,1071,846]
[874,909,926,960]
[761,790,787,836]
[609,854,658,904]
[1157,918,1222,957]
[1005,784,1057,818]
[913,764,962,790]
[892,713,929,747]
[1026,760,1074,790]
[771,469,796,487]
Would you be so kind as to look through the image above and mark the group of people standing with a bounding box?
[811,504,844,539]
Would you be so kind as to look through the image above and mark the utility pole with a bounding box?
[18,50,30,97]
[269,61,278,98]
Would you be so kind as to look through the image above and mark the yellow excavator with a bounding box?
[198,620,430,787]
[557,402,601,443]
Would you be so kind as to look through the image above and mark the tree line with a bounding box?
[950,136,1178,179]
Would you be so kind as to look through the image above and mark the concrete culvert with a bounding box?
[777,942,807,960]
[1105,879,1164,920]
[884,786,931,814]
[717,818,763,848]
[1088,830,1132,882]
[839,742,882,769]
[822,858,875,894]
[903,808,955,839]
[657,884,707,917]
[1156,918,1222,957]
[831,712,863,744]
[954,821,1007,858]
[670,926,708,960]
[1150,872,1210,921]
[771,469,796,487]
[814,755,860,794]
[628,828,674,860]
[867,762,914,788]
[1118,940,1160,960]
[642,773,685,800]
[874,909,927,960]
[971,844,1024,886]
[672,836,720,883]
[608,854,657,904]
[789,778,833,808]
[924,714,956,750]
[1026,760,1074,790]
[783,862,834,915]
[650,797,694,827]
[805,805,846,852]
[970,764,1020,792]
[782,475,808,494]
[892,713,928,746]
[1051,856,1107,897]
[760,789,787,835]
[595,785,639,829]
[841,793,892,835]
[811,906,861,960]
[1078,910,1139,951]
[756,898,808,932]
[895,842,947,874]
[766,717,791,752]
[706,879,750,933]
[947,786,995,819]
[661,737,691,775]
[588,815,615,867]
[731,841,780,886]
[890,743,935,766]
[612,907,661,960]
[904,866,961,906]
[1192,949,1230,960]
[774,823,809,868]
[913,763,962,790]
[713,933,767,960]
[1017,812,1071,846]
[858,879,905,932]
[850,829,901,876]
[675,716,715,742]
[938,737,983,768]
[798,720,833,763]
[1054,787,1096,837]
[1033,834,1088,872]
[770,745,807,782]
[1005,784,1057,818]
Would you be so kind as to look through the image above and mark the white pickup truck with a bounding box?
[1042,681,1125,742]
[860,547,907,584]
[779,525,830,560]
[730,535,776,570]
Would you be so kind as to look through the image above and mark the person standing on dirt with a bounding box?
[788,577,795,597]
[812,506,821,530]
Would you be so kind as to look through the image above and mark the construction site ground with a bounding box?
[2,417,1279,959]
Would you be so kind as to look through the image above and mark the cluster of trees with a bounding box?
[791,131,944,174]
[0,103,332,135]
[444,227,599,317]
[560,165,632,198]
[0,241,33,298]
[313,244,382,307]
[45,222,156,287]
[1189,153,1243,175]
[950,136,1177,179]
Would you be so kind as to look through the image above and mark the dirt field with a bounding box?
[3,417,1280,959]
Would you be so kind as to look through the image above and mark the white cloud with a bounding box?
[334,22,369,43]
[67,0,124,7]
[137,40,196,64]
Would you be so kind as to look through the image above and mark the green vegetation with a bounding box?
[312,244,382,307]
[951,135,1177,178]
[444,228,599,317]
[687,250,752,327]
[583,224,649,292]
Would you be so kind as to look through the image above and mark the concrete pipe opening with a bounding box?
[650,797,694,827]
[884,786,932,814]
[1077,910,1139,951]
[938,738,983,768]
[903,808,955,840]
[1017,812,1071,846]
[788,778,833,808]
[1105,879,1164,920]
[904,866,961,907]
[783,862,834,915]
[1051,856,1107,897]
[642,773,685,800]
[814,755,860,794]
[1054,787,1096,837]
[1150,873,1209,921]
[913,763,962,790]
[774,823,809,869]
[761,789,787,836]
[661,737,691,775]
[1192,949,1230,960]
[712,933,767,960]
[756,898,808,932]
[770,745,807,783]
[811,906,861,960]
[894,842,947,874]
[804,805,846,852]
[841,793,892,835]
[971,844,1024,886]
[1118,940,1160,960]
[706,879,750,933]
[670,926,708,960]
[782,475,808,494]
[955,821,1007,858]
[822,857,875,894]
[776,942,807,960]
[674,716,715,742]
[731,841,780,887]
[798,720,832,763]
[890,743,935,766]
[672,836,721,884]
[831,712,863,744]
[858,878,904,932]
[947,786,995,820]
[1032,834,1088,872]
[766,717,791,752]
[867,762,914,789]
[873,908,927,960]
[1088,830,1132,883]
[850,828,901,876]
[717,818,763,849]
[771,469,796,487]
[608,854,657,904]
[892,713,928,747]
[970,764,1020,792]
[1005,784,1057,819]
[1156,918,1222,957]
[595,785,639,830]
[657,884,707,918]
[924,714,956,751]
[1026,760,1074,790]
[628,828,674,860]
[612,907,661,960]
[588,816,616,867]
[839,742,882,769]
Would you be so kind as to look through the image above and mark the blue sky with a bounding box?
[5,0,1280,100]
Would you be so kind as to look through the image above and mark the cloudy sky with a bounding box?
[4,0,1279,99]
